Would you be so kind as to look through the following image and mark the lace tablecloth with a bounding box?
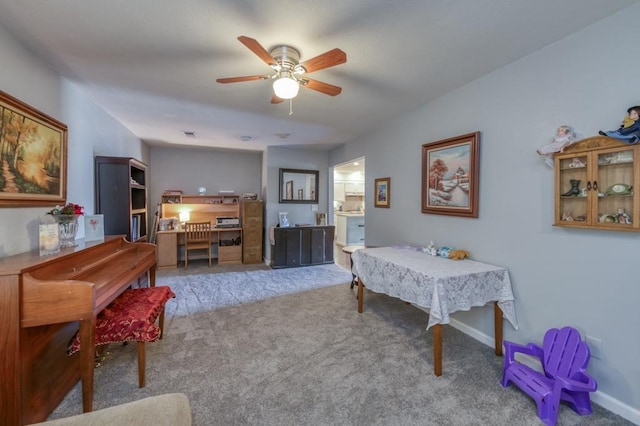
[351,247,518,330]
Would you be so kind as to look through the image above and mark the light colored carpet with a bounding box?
[48,263,631,425]
[166,263,354,316]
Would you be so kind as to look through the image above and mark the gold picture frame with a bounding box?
[422,132,479,218]
[374,177,390,208]
[0,91,67,207]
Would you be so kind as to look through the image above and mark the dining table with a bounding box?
[351,246,518,376]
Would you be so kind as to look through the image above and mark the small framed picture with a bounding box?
[315,212,327,226]
[84,214,105,242]
[279,211,290,228]
[374,177,390,208]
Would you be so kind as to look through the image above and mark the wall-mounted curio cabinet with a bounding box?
[554,136,640,231]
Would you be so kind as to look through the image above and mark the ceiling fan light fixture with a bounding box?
[218,37,345,103]
[273,75,299,99]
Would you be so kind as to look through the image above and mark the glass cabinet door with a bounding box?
[556,153,590,225]
[594,147,637,229]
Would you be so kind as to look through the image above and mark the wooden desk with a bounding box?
[351,246,518,376]
[156,227,242,268]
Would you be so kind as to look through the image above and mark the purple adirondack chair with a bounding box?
[501,326,598,426]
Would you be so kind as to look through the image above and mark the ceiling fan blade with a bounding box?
[271,93,284,104]
[237,36,277,66]
[298,48,347,74]
[301,78,342,96]
[216,75,270,84]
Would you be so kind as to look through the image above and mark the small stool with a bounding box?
[342,245,365,289]
[68,286,175,388]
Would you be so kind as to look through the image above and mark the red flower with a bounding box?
[48,203,84,216]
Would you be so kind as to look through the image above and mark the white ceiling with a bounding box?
[0,0,636,152]
[335,157,365,176]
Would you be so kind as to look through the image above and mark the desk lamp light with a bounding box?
[179,211,190,227]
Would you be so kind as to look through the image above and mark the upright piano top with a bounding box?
[9,235,157,327]
[0,236,149,277]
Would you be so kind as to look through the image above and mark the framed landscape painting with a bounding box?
[421,132,479,218]
[0,91,68,207]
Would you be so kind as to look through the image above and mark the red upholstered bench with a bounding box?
[68,286,176,388]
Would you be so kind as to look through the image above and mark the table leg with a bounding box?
[79,316,96,412]
[349,255,357,289]
[357,279,364,313]
[494,302,503,356]
[433,324,442,376]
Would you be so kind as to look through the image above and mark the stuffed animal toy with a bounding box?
[437,246,452,258]
[448,249,470,260]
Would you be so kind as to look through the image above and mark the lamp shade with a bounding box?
[273,76,299,99]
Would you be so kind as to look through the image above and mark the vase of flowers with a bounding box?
[48,203,84,248]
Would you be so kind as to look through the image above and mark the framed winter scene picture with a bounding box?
[421,132,479,218]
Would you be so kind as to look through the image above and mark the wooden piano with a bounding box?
[0,236,156,425]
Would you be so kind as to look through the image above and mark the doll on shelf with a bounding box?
[537,125,577,168]
[599,105,640,144]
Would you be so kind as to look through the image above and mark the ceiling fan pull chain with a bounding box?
[289,99,293,116]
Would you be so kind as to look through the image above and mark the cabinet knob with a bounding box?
[587,181,591,190]
[593,181,598,190]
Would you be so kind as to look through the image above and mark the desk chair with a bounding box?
[184,221,212,267]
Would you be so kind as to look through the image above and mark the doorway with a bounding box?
[333,157,365,269]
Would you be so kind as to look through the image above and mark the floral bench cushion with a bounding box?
[68,286,175,355]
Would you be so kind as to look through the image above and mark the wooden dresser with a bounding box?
[241,200,263,264]
[0,236,156,425]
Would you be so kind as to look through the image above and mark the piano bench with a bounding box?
[68,286,176,388]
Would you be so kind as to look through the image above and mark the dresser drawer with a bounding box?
[243,245,262,263]
[242,217,262,231]
[243,232,262,246]
[219,245,242,264]
[242,201,263,218]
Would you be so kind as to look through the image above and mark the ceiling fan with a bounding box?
[216,36,347,104]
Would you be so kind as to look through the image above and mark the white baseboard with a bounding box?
[448,318,640,425]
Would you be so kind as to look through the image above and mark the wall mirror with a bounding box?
[279,168,319,204]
